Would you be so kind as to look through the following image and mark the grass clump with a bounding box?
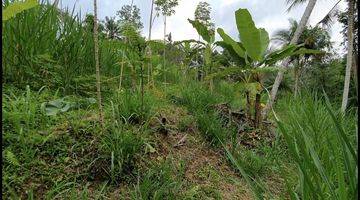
[276,94,358,199]
[178,82,221,112]
[130,159,183,200]
[108,89,156,125]
[195,111,228,146]
[99,127,144,184]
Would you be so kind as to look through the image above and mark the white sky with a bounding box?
[57,0,347,55]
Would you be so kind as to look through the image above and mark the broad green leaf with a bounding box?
[217,28,246,59]
[48,99,64,108]
[43,106,60,116]
[2,0,38,21]
[41,98,75,116]
[188,19,214,43]
[60,103,71,113]
[263,44,297,66]
[235,9,262,61]
[85,98,97,104]
[214,41,246,66]
[258,28,269,57]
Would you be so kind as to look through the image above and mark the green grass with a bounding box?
[276,94,358,199]
[106,89,157,125]
[2,1,358,199]
[130,158,183,200]
[99,127,144,184]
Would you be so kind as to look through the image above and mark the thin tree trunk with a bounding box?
[341,0,354,113]
[163,16,167,84]
[119,60,124,90]
[140,62,144,119]
[120,37,127,90]
[294,59,302,98]
[263,0,317,119]
[147,49,151,84]
[93,0,104,127]
[130,63,137,91]
[148,0,154,40]
[246,91,251,121]
[294,68,299,97]
[254,93,261,128]
[148,0,155,85]
[352,53,358,97]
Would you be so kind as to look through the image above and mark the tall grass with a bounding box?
[276,94,358,199]
[100,127,144,183]
[107,89,156,125]
[3,2,91,90]
[2,1,125,93]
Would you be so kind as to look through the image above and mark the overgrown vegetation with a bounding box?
[2,0,357,199]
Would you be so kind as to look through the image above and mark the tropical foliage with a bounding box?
[2,0,357,199]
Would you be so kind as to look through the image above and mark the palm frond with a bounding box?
[286,0,308,12]
[316,0,342,29]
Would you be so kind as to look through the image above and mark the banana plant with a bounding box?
[2,0,38,22]
[214,8,323,127]
[173,39,205,75]
[187,19,217,85]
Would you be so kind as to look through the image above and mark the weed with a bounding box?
[99,127,144,184]
[130,159,182,200]
[107,89,156,125]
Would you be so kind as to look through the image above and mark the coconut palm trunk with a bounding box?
[263,0,317,119]
[93,0,104,126]
[353,54,358,96]
[341,0,354,113]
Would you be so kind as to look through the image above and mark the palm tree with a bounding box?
[263,0,318,119]
[341,0,355,113]
[272,19,299,45]
[272,19,332,97]
[103,16,120,40]
[93,0,104,127]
